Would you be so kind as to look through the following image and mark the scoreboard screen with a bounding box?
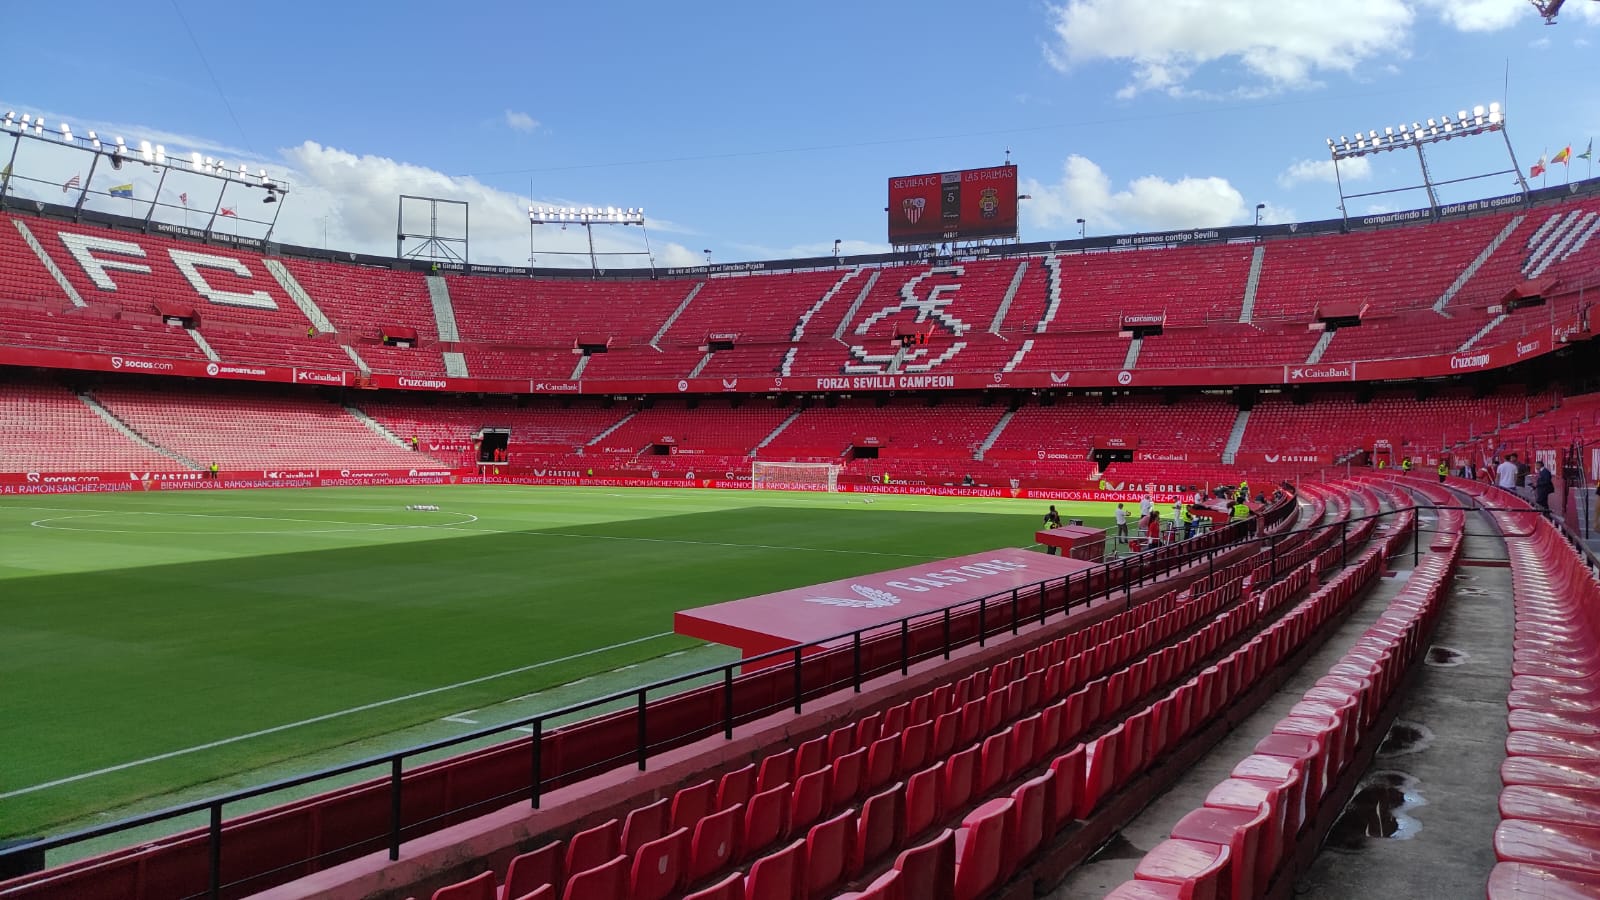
[887,164,1018,244]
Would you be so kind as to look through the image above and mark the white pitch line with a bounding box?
[0,631,677,800]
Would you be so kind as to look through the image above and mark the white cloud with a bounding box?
[1044,0,1589,97]
[504,110,539,133]
[1415,0,1524,32]
[1256,202,1297,225]
[1045,0,1416,97]
[279,142,697,268]
[1278,155,1372,189]
[1021,154,1248,232]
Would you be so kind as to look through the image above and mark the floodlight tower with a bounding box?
[1326,102,1527,227]
[0,107,287,238]
[528,206,654,276]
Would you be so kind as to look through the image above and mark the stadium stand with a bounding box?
[88,382,437,471]
[0,377,174,471]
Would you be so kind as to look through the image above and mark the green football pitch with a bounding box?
[0,485,1116,842]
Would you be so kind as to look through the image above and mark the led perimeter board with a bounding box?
[887,164,1018,244]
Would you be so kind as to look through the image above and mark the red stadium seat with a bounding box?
[562,855,628,900]
[854,781,905,876]
[681,871,743,900]
[905,763,944,840]
[1133,838,1230,900]
[830,747,868,810]
[674,779,718,832]
[745,781,790,855]
[1487,861,1600,899]
[623,797,671,855]
[432,870,495,900]
[566,819,621,880]
[719,764,758,811]
[791,766,829,834]
[900,720,933,774]
[689,803,744,883]
[630,827,688,900]
[803,808,856,899]
[745,837,806,900]
[953,798,1013,900]
[760,749,796,793]
[943,745,979,812]
[866,735,900,792]
[892,828,956,900]
[502,842,562,900]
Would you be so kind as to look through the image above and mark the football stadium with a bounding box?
[4,3,1600,899]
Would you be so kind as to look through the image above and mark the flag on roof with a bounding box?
[62,174,81,193]
[109,183,134,198]
[1530,156,1547,178]
[179,192,189,207]
[1552,145,1572,165]
[0,162,10,179]
[219,207,237,217]
[1578,139,1593,162]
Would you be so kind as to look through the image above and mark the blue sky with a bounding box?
[3,0,1599,267]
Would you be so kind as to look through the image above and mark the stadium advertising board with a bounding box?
[888,165,1018,244]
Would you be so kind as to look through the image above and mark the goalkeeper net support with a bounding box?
[751,460,842,492]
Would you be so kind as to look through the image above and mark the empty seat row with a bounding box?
[1108,481,1459,899]
[1468,479,1600,897]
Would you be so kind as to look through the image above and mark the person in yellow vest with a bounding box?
[1437,460,1449,483]
[209,461,219,480]
[1232,498,1249,519]
[1182,505,1196,539]
[1237,479,1249,502]
[1377,458,1386,470]
[1401,457,1412,473]
[880,472,890,485]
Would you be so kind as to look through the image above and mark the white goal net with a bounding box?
[751,460,842,492]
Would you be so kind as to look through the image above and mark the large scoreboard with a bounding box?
[887,164,1018,244]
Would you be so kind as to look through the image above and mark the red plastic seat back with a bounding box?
[804,808,857,899]
[566,818,621,880]
[561,854,628,900]
[622,798,670,856]
[745,782,790,856]
[893,828,956,900]
[430,870,495,900]
[629,827,688,900]
[504,841,563,900]
[689,803,743,883]
[745,837,805,900]
[854,781,905,876]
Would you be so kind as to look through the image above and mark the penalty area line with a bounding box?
[0,630,677,800]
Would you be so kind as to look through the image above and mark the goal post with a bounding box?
[751,460,842,492]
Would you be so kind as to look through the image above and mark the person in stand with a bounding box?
[1496,455,1519,493]
[409,435,419,452]
[1376,457,1386,470]
[1401,457,1412,474]
[1438,459,1450,484]
[1535,462,1555,512]
[1042,505,1063,554]
[1114,503,1129,544]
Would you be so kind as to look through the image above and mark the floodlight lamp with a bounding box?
[1488,109,1502,125]
[1458,109,1469,122]
[1427,118,1436,128]
[140,141,153,162]
[1489,101,1501,114]
[59,123,72,139]
[33,119,44,136]
[155,145,166,164]
[1473,104,1485,117]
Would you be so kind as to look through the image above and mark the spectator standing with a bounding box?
[1535,462,1554,511]
[1139,493,1154,519]
[1437,460,1449,483]
[1114,503,1129,544]
[1496,456,1518,491]
[1145,509,1161,545]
